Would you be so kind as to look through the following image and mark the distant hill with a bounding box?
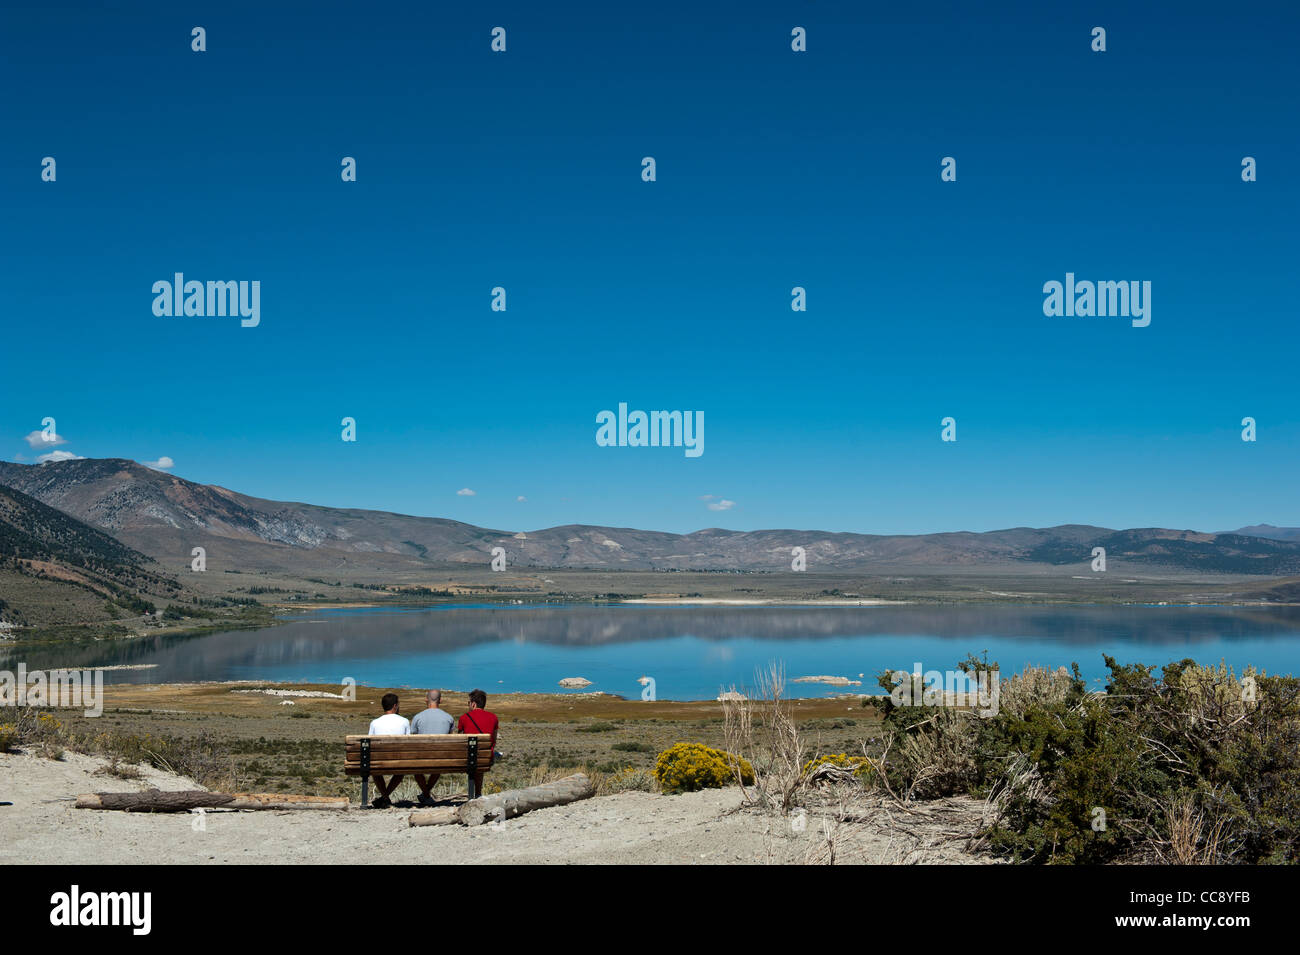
[2,458,1299,577]
[1228,524,1300,542]
[0,481,181,627]
[0,482,153,570]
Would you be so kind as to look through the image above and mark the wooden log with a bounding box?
[407,806,461,827]
[225,794,350,811]
[456,773,594,827]
[76,791,349,812]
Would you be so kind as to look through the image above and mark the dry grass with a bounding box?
[722,662,806,811]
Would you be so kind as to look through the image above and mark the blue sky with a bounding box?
[2,1,1297,535]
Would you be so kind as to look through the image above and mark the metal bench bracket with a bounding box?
[360,737,371,806]
[467,735,479,798]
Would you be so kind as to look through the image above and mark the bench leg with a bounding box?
[469,772,484,800]
[369,774,403,805]
[414,774,441,797]
[361,774,369,806]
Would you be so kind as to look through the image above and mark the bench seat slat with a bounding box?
[345,748,491,753]
[344,756,496,768]
[344,733,494,779]
[345,764,492,775]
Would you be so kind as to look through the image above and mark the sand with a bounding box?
[0,748,990,865]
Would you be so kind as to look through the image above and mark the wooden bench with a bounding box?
[344,734,494,806]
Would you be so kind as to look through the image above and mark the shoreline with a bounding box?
[20,679,884,707]
[620,597,906,607]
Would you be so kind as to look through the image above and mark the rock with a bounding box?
[792,675,862,686]
[558,677,593,688]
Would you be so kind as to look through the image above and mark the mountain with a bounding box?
[1228,525,1300,542]
[0,481,181,627]
[2,458,1299,577]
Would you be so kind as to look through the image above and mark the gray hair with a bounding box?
[426,689,442,705]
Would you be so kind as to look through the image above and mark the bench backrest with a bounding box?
[344,733,493,775]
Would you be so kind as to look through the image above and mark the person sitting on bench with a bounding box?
[457,688,500,754]
[366,692,409,807]
[408,688,454,805]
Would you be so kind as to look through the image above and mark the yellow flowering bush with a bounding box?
[654,742,754,793]
[802,752,875,782]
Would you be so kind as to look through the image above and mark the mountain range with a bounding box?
[1,458,1298,577]
[0,480,181,627]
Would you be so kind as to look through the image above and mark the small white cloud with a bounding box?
[516,495,527,502]
[707,499,736,512]
[698,494,715,501]
[37,450,84,463]
[457,488,476,497]
[23,430,67,449]
[142,456,175,471]
[13,453,25,462]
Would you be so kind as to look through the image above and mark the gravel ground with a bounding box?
[0,749,991,865]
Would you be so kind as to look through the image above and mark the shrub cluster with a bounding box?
[873,656,1300,864]
[654,742,754,793]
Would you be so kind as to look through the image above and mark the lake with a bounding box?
[12,602,1300,700]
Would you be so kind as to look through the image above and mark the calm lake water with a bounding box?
[13,603,1300,700]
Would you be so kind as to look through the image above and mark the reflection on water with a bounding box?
[7,603,1300,700]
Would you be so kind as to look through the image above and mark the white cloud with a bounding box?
[698,494,715,501]
[707,499,736,512]
[142,456,175,471]
[457,488,476,496]
[23,430,67,449]
[37,450,84,463]
[516,495,527,502]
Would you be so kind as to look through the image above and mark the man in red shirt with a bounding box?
[457,689,499,798]
[457,688,500,749]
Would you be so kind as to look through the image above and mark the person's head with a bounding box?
[426,689,442,708]
[467,688,487,710]
[381,692,400,714]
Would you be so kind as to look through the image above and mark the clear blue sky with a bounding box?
[2,1,1297,535]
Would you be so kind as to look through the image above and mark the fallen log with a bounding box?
[456,772,595,827]
[76,791,349,812]
[407,806,461,827]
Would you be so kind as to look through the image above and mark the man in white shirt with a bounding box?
[367,692,410,736]
[366,693,409,807]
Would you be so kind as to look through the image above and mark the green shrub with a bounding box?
[611,741,653,753]
[654,742,754,793]
[873,655,1300,864]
